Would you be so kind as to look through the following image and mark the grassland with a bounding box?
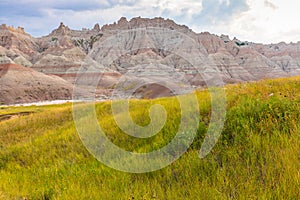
[0,77,300,199]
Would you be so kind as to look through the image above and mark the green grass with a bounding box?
[0,77,300,199]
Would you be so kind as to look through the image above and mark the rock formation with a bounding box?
[0,17,300,104]
[0,63,73,104]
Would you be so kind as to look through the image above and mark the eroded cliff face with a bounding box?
[0,63,73,104]
[0,17,300,103]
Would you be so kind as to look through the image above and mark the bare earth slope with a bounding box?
[1,17,300,104]
[0,63,73,104]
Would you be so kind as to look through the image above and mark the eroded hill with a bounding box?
[1,17,300,104]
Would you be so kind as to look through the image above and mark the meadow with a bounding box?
[0,77,299,199]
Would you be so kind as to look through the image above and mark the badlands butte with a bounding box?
[1,17,300,104]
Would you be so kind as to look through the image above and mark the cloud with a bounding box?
[0,0,299,43]
[225,0,300,43]
[190,0,249,25]
[153,0,203,18]
[264,0,278,10]
[0,0,110,16]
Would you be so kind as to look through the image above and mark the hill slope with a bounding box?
[0,63,73,104]
[1,17,300,104]
[0,76,299,199]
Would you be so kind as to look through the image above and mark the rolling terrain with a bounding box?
[0,17,299,199]
[1,17,300,104]
[0,63,73,104]
[0,76,299,199]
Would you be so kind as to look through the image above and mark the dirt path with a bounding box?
[0,111,34,122]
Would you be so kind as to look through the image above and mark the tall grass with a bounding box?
[0,77,299,199]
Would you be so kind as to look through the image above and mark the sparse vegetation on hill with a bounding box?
[0,77,299,199]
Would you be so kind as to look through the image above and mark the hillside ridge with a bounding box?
[1,17,300,104]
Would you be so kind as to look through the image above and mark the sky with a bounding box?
[0,0,299,44]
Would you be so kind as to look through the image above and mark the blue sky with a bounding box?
[0,0,299,43]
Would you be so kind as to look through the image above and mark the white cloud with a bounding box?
[1,0,300,43]
[264,0,278,10]
[227,0,300,43]
[218,0,230,6]
[153,0,202,17]
[190,0,300,43]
